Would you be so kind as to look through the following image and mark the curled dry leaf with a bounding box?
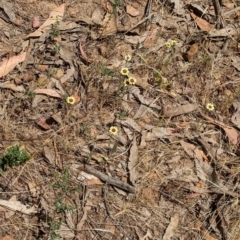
[35,117,51,130]
[126,5,140,17]
[0,52,26,77]
[184,44,199,62]
[34,88,62,98]
[188,10,213,31]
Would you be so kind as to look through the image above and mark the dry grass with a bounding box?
[0,0,240,239]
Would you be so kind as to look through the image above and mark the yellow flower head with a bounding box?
[165,41,171,48]
[128,76,137,85]
[66,96,76,105]
[124,55,132,61]
[165,40,177,48]
[120,67,129,76]
[171,40,177,46]
[109,126,118,135]
[124,79,130,87]
[206,103,214,111]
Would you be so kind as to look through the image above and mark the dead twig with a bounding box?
[84,165,136,193]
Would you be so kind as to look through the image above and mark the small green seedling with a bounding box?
[0,144,30,170]
[50,18,60,39]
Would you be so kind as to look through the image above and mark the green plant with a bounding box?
[49,221,61,240]
[117,111,127,120]
[53,44,60,55]
[111,0,121,14]
[0,144,30,170]
[50,18,60,39]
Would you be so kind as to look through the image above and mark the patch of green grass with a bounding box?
[0,144,30,170]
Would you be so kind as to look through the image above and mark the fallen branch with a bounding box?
[84,165,136,193]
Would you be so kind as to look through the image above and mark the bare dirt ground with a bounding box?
[0,0,240,239]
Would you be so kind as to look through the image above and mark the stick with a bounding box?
[84,165,136,193]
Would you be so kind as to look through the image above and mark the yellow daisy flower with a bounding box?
[109,126,118,135]
[124,55,132,61]
[120,67,129,76]
[165,41,172,48]
[128,76,137,85]
[206,103,214,111]
[66,96,76,105]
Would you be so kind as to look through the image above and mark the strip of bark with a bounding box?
[84,165,136,193]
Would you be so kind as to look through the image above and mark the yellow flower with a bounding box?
[165,42,172,48]
[66,96,76,105]
[128,76,137,85]
[206,103,214,111]
[124,55,132,61]
[165,40,177,48]
[171,40,177,46]
[120,67,129,76]
[109,126,118,135]
[123,79,130,86]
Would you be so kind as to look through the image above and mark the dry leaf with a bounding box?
[0,236,13,240]
[162,214,179,240]
[0,199,37,215]
[77,191,93,230]
[27,181,38,198]
[35,117,51,130]
[0,0,16,24]
[231,56,240,71]
[130,87,162,110]
[144,28,159,48]
[26,4,65,38]
[60,65,75,83]
[32,95,48,108]
[164,104,198,117]
[0,52,26,77]
[0,81,25,92]
[184,44,199,62]
[200,111,239,145]
[126,5,140,17]
[43,146,55,165]
[55,223,75,239]
[128,136,139,185]
[91,8,103,25]
[189,10,213,31]
[209,26,237,37]
[34,88,62,98]
[116,118,142,132]
[99,12,117,36]
[231,100,240,128]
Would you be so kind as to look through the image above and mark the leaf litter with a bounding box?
[1,0,240,239]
